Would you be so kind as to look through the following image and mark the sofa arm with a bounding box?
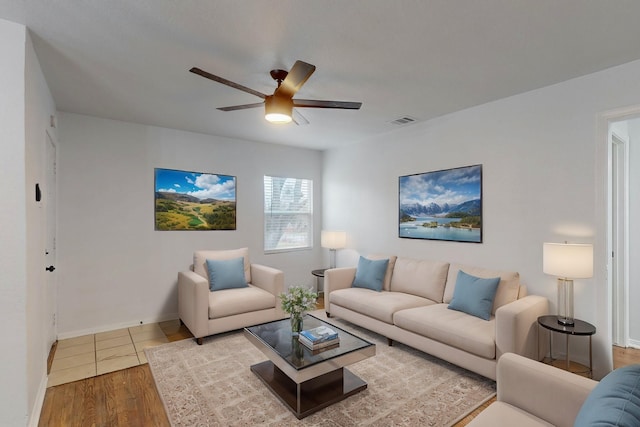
[495,294,549,360]
[250,264,286,318]
[325,267,356,310]
[496,353,596,427]
[178,270,210,339]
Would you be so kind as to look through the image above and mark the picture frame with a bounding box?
[399,164,482,243]
[154,168,236,230]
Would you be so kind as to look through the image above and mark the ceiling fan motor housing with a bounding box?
[265,95,293,123]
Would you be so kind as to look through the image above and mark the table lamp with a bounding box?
[321,230,346,268]
[543,242,593,326]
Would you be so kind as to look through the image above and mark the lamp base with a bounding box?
[557,278,574,327]
[329,248,336,269]
[557,317,575,326]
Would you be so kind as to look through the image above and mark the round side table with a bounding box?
[311,268,327,294]
[537,315,596,378]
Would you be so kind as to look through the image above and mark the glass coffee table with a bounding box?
[244,314,375,419]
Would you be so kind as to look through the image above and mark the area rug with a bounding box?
[146,312,495,426]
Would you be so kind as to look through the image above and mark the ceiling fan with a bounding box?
[189,60,362,124]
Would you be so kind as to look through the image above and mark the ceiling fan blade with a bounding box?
[293,99,362,109]
[275,60,316,98]
[292,109,310,126]
[190,67,267,99]
[217,102,265,112]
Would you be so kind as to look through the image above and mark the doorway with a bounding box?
[610,130,628,347]
[607,114,640,351]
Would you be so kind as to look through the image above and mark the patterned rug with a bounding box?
[146,312,495,426]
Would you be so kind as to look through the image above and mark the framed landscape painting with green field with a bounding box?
[154,168,236,230]
[399,164,482,243]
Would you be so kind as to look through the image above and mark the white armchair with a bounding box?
[178,248,286,344]
[468,353,596,427]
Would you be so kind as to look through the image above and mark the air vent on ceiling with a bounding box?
[390,116,417,126]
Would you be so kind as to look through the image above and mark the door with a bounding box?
[45,130,57,346]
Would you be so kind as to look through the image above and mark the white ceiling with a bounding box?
[3,1,640,150]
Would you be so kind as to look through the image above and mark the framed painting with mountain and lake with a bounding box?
[399,164,482,243]
[154,168,236,230]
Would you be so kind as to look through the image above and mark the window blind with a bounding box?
[264,176,313,253]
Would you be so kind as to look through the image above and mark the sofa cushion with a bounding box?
[367,254,397,291]
[208,285,275,319]
[393,304,496,359]
[330,288,434,324]
[194,248,251,283]
[206,257,248,291]
[352,256,389,291]
[448,270,500,320]
[444,263,519,314]
[389,257,450,302]
[573,364,640,426]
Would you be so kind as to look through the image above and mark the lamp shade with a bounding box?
[264,95,293,124]
[321,230,346,249]
[543,243,593,279]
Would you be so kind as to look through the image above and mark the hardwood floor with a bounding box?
[39,321,192,427]
[39,308,640,426]
[39,364,170,427]
[613,345,640,369]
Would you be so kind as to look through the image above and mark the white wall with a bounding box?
[0,18,57,427]
[57,113,323,337]
[324,58,640,379]
[0,18,28,427]
[25,30,59,424]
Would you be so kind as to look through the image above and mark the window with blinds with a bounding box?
[264,175,313,253]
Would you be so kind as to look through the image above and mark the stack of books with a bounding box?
[298,325,340,350]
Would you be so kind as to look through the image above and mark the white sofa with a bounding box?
[178,248,286,344]
[325,255,549,380]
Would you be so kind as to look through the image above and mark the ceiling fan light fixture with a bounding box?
[264,95,293,124]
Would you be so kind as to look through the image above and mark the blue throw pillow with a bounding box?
[447,270,500,320]
[351,256,389,292]
[574,364,640,426]
[206,257,248,291]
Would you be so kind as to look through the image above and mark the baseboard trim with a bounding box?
[29,373,48,427]
[57,312,179,340]
[628,339,640,349]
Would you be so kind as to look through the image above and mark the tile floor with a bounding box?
[48,321,173,387]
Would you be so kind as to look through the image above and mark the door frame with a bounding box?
[610,130,629,347]
[45,129,58,347]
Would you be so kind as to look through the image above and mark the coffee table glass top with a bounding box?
[245,314,374,370]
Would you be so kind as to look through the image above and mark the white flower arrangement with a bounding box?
[279,285,318,316]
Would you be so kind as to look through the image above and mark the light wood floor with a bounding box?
[39,306,640,426]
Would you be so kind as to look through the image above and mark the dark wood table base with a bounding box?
[250,360,367,419]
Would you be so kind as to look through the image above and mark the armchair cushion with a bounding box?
[208,285,276,319]
[194,248,250,283]
[206,257,248,291]
[573,364,640,426]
